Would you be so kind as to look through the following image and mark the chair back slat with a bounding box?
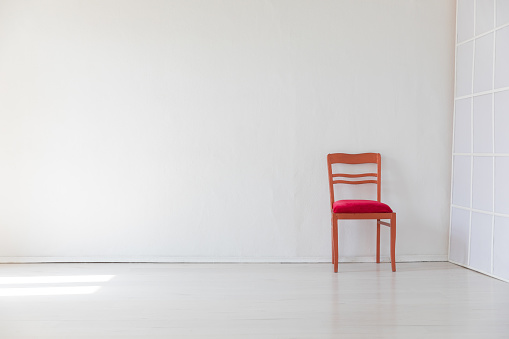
[327,153,378,164]
[332,179,378,185]
[327,153,382,209]
[332,173,378,178]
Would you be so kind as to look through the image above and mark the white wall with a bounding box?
[0,0,455,262]
[450,0,509,282]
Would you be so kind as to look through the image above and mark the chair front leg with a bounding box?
[333,215,339,273]
[331,215,335,264]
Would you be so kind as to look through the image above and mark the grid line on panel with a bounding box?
[453,153,509,156]
[452,204,509,218]
[457,21,509,46]
[495,0,497,27]
[449,157,455,259]
[449,0,461,261]
[491,0,496,275]
[467,0,477,266]
[471,0,476,96]
[455,86,509,100]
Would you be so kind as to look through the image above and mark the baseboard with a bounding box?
[0,255,448,264]
[448,259,509,283]
[338,254,448,263]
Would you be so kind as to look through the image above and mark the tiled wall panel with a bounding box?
[469,212,493,273]
[450,207,471,265]
[450,0,509,282]
[494,216,509,279]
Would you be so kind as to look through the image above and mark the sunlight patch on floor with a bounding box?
[0,275,114,284]
[0,286,101,296]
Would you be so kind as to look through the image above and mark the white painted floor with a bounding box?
[0,262,508,338]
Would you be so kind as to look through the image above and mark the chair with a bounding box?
[327,153,396,273]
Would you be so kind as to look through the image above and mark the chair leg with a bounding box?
[390,214,396,272]
[333,217,339,273]
[331,215,335,264]
[376,220,380,263]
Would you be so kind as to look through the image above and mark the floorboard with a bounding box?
[0,262,508,338]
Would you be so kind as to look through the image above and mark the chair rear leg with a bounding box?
[390,214,396,272]
[376,219,380,263]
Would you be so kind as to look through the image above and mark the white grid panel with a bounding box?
[450,0,509,282]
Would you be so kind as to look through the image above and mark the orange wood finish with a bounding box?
[332,179,378,185]
[332,173,378,178]
[327,153,396,273]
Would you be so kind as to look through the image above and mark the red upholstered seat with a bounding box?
[332,199,393,214]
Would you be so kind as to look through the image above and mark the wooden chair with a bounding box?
[327,153,396,273]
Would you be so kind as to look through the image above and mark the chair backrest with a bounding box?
[327,153,381,209]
